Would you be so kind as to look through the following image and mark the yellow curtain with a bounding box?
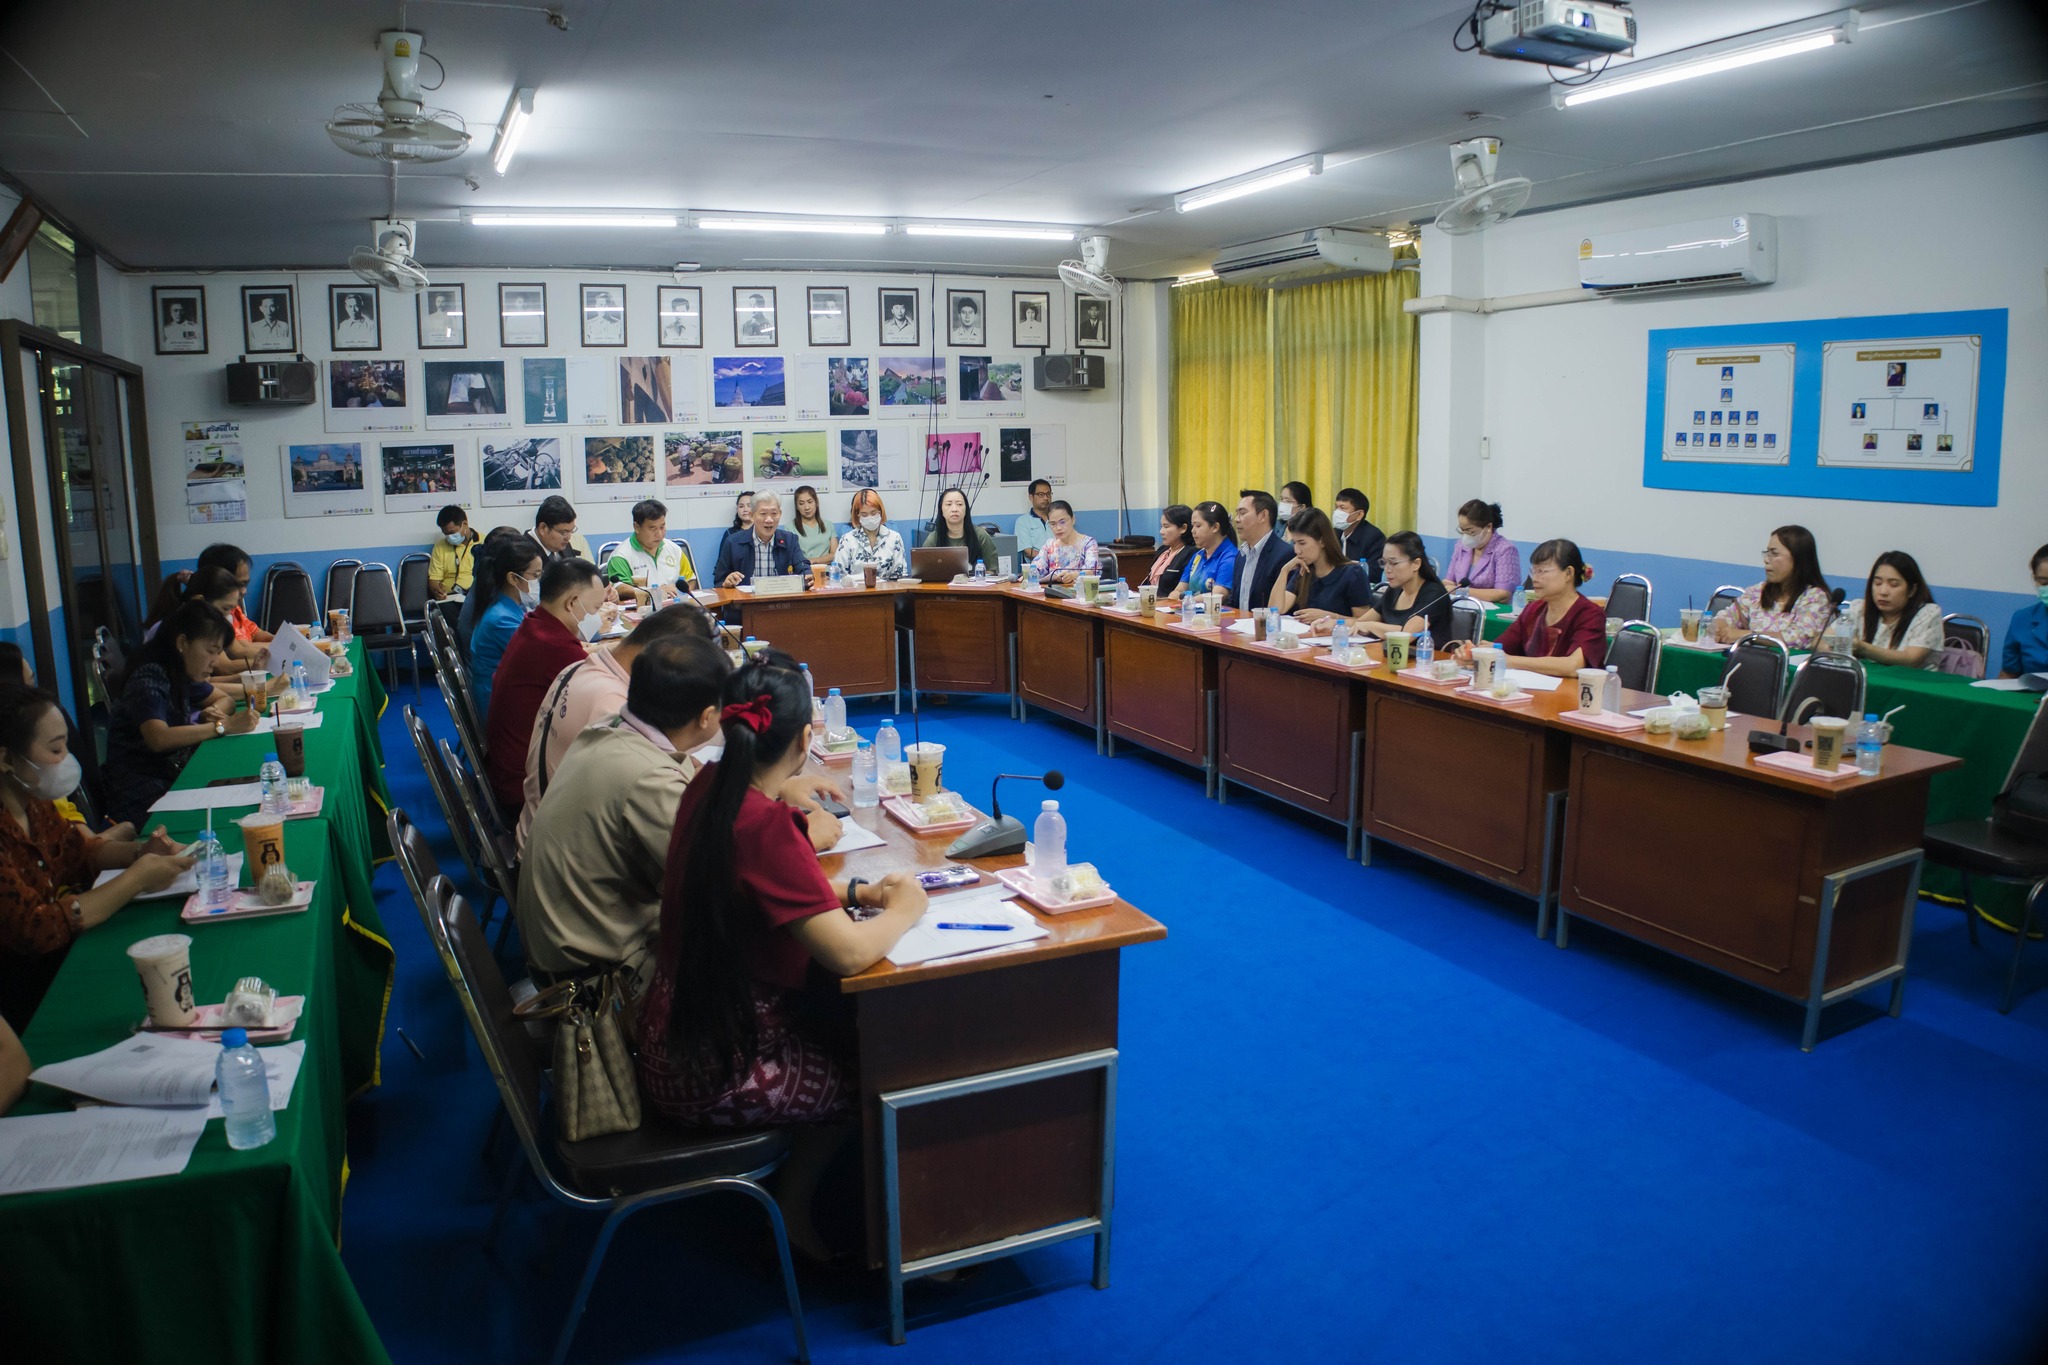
[1168,280,1271,509]
[1169,259,1419,530]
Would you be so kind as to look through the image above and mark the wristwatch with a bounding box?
[214,720,226,737]
[844,877,868,912]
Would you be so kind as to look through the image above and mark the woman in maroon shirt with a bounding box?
[1458,538,1608,676]
[638,659,927,1256]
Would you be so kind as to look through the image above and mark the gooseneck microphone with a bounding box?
[946,770,1065,858]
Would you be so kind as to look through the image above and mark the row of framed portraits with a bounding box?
[153,282,1110,358]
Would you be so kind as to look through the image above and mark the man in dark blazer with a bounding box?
[713,489,808,586]
[1334,486,1386,582]
[1227,488,1293,611]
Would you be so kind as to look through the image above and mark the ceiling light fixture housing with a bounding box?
[466,209,678,228]
[1175,153,1323,213]
[1557,9,1858,108]
[692,214,889,235]
[490,87,534,175]
[902,222,1076,241]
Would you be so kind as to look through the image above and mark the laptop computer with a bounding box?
[910,546,971,582]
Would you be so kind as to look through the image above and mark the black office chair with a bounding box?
[432,876,810,1365]
[1097,546,1121,583]
[403,706,497,932]
[1721,634,1789,719]
[323,559,362,618]
[596,540,623,565]
[1782,651,1865,724]
[1940,613,1990,679]
[254,560,306,627]
[440,735,518,918]
[350,562,419,699]
[1447,597,1484,646]
[436,644,490,774]
[260,568,319,633]
[1604,574,1651,623]
[387,805,457,972]
[1607,621,1661,694]
[1706,583,1744,619]
[1922,697,2048,1013]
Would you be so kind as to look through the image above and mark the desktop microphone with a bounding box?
[1749,695,1822,755]
[946,770,1066,858]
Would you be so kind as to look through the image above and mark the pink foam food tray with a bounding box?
[147,995,305,1044]
[1399,666,1465,686]
[1753,749,1861,781]
[1557,708,1647,733]
[1310,651,1379,671]
[882,796,982,836]
[1455,686,1534,706]
[995,866,1118,914]
[182,880,317,923]
[809,739,858,765]
[284,786,325,819]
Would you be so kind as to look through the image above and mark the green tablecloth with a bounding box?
[2,826,392,1364]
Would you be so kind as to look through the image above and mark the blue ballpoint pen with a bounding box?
[935,922,1014,932]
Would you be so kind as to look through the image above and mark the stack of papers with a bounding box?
[1503,669,1563,692]
[0,1108,210,1195]
[27,1035,305,1115]
[885,886,1049,966]
[95,852,244,899]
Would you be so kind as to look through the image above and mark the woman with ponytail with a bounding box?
[144,566,267,678]
[637,659,926,1253]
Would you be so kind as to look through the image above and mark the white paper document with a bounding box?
[1502,669,1563,692]
[1226,616,1311,637]
[1971,676,2036,691]
[30,1035,223,1108]
[203,1041,305,1118]
[95,852,244,900]
[819,820,887,857]
[0,1106,209,1196]
[264,621,333,687]
[250,711,325,735]
[885,887,1049,967]
[150,783,262,812]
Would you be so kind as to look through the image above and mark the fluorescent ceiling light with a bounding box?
[490,87,534,176]
[1558,14,1856,109]
[902,223,1075,241]
[1175,154,1322,213]
[1173,270,1218,286]
[694,215,889,235]
[468,210,678,228]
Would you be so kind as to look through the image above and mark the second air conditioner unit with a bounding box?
[1578,213,1778,295]
[1211,228,1396,289]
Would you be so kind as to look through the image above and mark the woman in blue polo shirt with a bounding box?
[1169,501,1239,601]
[2000,542,2048,678]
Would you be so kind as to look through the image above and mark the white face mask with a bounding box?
[14,751,81,802]
[1277,501,1297,523]
[1459,530,1484,549]
[861,514,882,532]
[1331,509,1351,529]
[577,610,602,641]
[445,531,465,546]
[519,581,541,610]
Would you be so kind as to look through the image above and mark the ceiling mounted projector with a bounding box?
[1479,1,1636,66]
[348,219,430,292]
[327,30,471,164]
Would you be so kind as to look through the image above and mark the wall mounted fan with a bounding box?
[1433,138,1532,236]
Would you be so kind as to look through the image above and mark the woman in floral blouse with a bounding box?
[0,682,191,1027]
[831,489,907,580]
[1036,500,1100,584]
[1711,524,1833,649]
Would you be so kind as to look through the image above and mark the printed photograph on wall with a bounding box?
[958,355,1023,403]
[1075,294,1111,350]
[182,420,245,523]
[324,360,411,434]
[1012,291,1050,349]
[498,283,547,347]
[828,357,869,416]
[424,359,509,429]
[924,431,984,476]
[877,356,945,407]
[282,441,374,518]
[480,436,563,504]
[241,285,296,353]
[838,427,910,492]
[580,283,626,346]
[947,289,986,347]
[807,286,850,347]
[999,427,1032,484]
[748,429,828,484]
[733,287,777,347]
[712,355,787,410]
[878,288,919,347]
[328,284,381,351]
[658,286,702,347]
[664,430,745,488]
[380,440,467,512]
[153,286,207,355]
[581,435,657,493]
[418,284,465,348]
[618,355,674,424]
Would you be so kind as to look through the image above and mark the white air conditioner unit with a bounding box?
[1579,213,1778,295]
[1212,228,1395,289]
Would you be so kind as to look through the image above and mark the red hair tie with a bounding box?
[721,694,775,735]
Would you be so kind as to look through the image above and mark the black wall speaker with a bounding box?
[225,360,317,406]
[1032,353,1105,391]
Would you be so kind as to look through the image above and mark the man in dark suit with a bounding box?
[1228,489,1293,611]
[1334,486,1386,582]
[714,489,807,587]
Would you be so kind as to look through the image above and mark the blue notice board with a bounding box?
[1643,309,2005,507]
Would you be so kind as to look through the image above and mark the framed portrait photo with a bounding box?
[152,286,207,355]
[878,288,919,348]
[580,282,626,347]
[1012,290,1050,350]
[497,283,547,347]
[1075,294,1112,350]
[657,285,702,348]
[806,286,850,348]
[946,289,986,347]
[328,284,381,352]
[733,286,777,348]
[418,284,466,349]
[241,285,296,354]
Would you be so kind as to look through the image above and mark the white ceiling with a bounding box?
[0,0,2042,280]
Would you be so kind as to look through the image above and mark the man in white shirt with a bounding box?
[248,295,292,350]
[160,300,201,350]
[584,288,624,345]
[334,292,377,347]
[422,289,462,345]
[881,298,916,344]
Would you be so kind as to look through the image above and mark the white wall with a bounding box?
[1416,132,2047,630]
[107,266,1163,578]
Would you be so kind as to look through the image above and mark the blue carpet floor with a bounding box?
[344,683,2048,1364]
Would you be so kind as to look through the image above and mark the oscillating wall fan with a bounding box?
[1058,235,1122,300]
[327,31,470,164]
[1433,138,1532,236]
[349,219,430,292]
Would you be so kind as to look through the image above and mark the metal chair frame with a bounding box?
[439,736,519,922]
[323,559,363,618]
[1608,620,1661,694]
[1604,573,1652,623]
[1940,612,1991,678]
[1783,649,1866,724]
[256,561,307,625]
[436,645,491,777]
[1706,583,1745,619]
[350,561,422,699]
[1722,633,1790,720]
[401,708,494,930]
[1446,596,1484,646]
[260,567,320,634]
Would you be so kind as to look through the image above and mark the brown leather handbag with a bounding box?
[513,970,642,1141]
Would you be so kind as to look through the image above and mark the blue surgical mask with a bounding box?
[445,531,465,547]
[2037,584,2048,608]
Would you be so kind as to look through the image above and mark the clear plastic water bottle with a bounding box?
[1022,560,1040,591]
[1267,606,1283,641]
[195,828,233,911]
[851,740,879,808]
[1033,799,1068,885]
[216,1028,276,1150]
[799,664,818,723]
[1512,585,1528,615]
[1416,629,1435,669]
[823,687,846,741]
[974,559,987,582]
[829,561,844,587]
[1856,713,1884,776]
[258,753,287,814]
[290,660,310,699]
[1330,617,1351,656]
[876,717,902,765]
[1603,664,1622,713]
